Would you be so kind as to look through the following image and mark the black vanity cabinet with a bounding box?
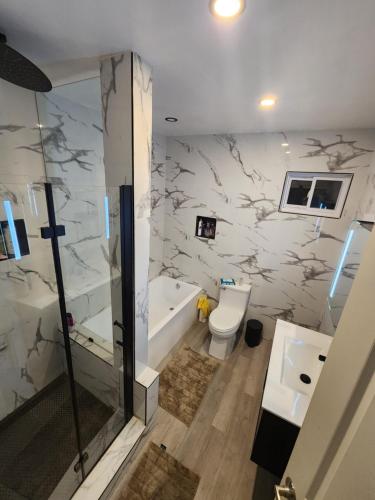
[250,406,300,477]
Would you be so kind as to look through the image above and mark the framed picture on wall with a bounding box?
[195,216,217,240]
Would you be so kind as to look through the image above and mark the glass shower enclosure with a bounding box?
[0,77,135,499]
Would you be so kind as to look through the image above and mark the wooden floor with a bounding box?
[109,322,275,500]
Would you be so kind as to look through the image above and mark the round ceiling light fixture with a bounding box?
[209,0,246,19]
[259,96,277,109]
[165,116,178,123]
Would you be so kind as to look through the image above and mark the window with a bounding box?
[279,172,353,218]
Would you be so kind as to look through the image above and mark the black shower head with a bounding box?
[0,33,52,92]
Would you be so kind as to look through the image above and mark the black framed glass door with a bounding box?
[43,182,133,490]
[0,180,134,500]
[0,182,83,500]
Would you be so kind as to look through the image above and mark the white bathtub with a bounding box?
[148,276,202,369]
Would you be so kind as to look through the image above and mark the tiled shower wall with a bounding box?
[0,80,63,419]
[37,85,113,303]
[150,130,375,338]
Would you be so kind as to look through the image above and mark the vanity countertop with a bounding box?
[262,319,332,428]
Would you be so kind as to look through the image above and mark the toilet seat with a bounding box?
[209,307,242,336]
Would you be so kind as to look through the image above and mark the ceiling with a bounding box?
[1,0,375,136]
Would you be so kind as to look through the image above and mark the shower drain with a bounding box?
[300,373,311,384]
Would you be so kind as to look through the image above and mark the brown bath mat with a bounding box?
[122,442,200,500]
[159,346,220,426]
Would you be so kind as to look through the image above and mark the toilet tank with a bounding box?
[219,284,251,313]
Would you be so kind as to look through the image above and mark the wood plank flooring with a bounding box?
[109,322,275,500]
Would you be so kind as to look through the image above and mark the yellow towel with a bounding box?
[197,295,210,317]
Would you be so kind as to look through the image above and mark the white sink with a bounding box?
[281,337,322,396]
[262,320,332,427]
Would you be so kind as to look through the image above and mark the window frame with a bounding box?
[279,171,353,219]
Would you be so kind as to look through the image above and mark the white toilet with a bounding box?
[208,283,251,360]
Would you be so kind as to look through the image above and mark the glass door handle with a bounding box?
[275,477,296,500]
[113,320,125,332]
[114,320,125,348]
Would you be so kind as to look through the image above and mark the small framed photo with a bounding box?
[195,216,216,240]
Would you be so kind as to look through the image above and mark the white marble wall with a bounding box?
[36,84,113,298]
[100,52,152,379]
[100,53,133,374]
[0,80,63,419]
[328,220,373,329]
[150,130,375,338]
[149,135,167,280]
[133,54,152,376]
[358,150,375,219]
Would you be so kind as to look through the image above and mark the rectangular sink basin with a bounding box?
[262,320,332,427]
[281,337,322,396]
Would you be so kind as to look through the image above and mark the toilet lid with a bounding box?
[209,307,242,333]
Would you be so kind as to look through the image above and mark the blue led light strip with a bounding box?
[329,229,354,299]
[3,200,21,260]
[104,195,110,240]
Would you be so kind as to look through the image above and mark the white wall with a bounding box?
[149,129,375,338]
[100,52,152,378]
[0,80,63,419]
[149,135,167,281]
[36,82,114,314]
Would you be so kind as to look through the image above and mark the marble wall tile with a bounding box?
[149,135,167,281]
[133,54,152,377]
[150,130,375,339]
[100,54,133,374]
[100,53,133,187]
[36,84,112,296]
[133,366,159,424]
[358,150,375,219]
[0,282,63,420]
[36,89,105,187]
[100,51,153,379]
[64,339,119,410]
[0,79,64,419]
[0,80,45,183]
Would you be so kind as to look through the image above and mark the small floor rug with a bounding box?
[122,442,200,500]
[159,345,220,426]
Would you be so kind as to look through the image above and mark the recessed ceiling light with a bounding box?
[285,150,291,154]
[165,116,178,123]
[259,97,276,108]
[281,142,289,147]
[209,0,246,19]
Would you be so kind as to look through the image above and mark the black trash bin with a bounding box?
[245,319,263,347]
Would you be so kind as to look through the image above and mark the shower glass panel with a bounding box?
[0,182,82,499]
[36,76,130,486]
[51,183,126,479]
